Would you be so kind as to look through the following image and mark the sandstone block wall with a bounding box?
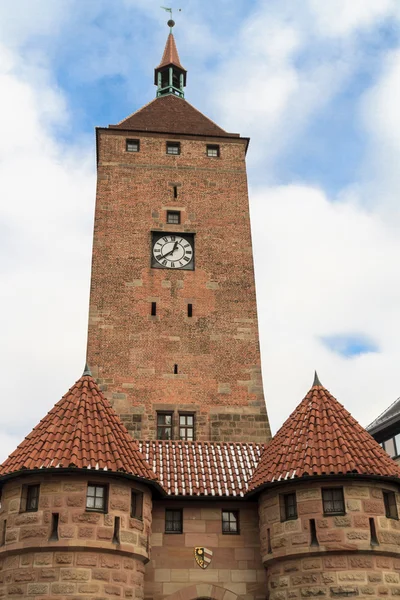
[87,128,270,443]
[258,479,400,598]
[145,499,266,600]
[0,474,152,598]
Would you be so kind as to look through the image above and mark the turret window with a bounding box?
[86,484,108,512]
[383,490,398,519]
[280,492,297,521]
[322,487,345,515]
[166,142,180,155]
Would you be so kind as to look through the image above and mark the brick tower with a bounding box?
[87,23,271,443]
[251,374,400,599]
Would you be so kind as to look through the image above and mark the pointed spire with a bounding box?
[313,370,322,387]
[249,380,400,491]
[83,362,92,376]
[0,373,162,490]
[154,23,187,98]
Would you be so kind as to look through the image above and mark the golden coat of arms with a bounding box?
[194,547,213,569]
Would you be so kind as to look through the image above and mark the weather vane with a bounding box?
[161,6,182,31]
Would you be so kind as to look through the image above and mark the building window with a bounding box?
[157,412,173,440]
[383,490,398,519]
[167,210,180,224]
[280,492,297,521]
[86,484,108,512]
[322,488,345,515]
[165,509,183,533]
[126,139,140,152]
[166,142,180,155]
[206,144,220,157]
[23,485,40,512]
[179,413,195,440]
[131,490,143,519]
[222,510,239,534]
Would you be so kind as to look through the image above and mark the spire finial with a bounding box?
[83,362,92,377]
[313,371,322,387]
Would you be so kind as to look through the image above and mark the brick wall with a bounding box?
[0,474,152,598]
[145,499,266,600]
[87,128,271,443]
[258,479,400,598]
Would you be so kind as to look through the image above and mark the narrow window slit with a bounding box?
[174,364,178,374]
[151,302,157,316]
[267,528,272,553]
[113,516,121,544]
[50,513,59,541]
[1,520,6,546]
[310,518,318,546]
[370,517,379,546]
[187,303,193,317]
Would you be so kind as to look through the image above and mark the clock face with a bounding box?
[152,233,194,270]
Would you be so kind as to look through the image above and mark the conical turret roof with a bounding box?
[249,377,400,492]
[0,373,160,487]
[156,32,186,71]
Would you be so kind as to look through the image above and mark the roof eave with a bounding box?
[0,467,167,497]
[246,471,400,498]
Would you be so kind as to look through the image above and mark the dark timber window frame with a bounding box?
[322,487,345,516]
[21,484,40,513]
[179,413,195,441]
[86,484,108,513]
[126,139,140,152]
[167,210,181,224]
[222,510,240,535]
[383,490,398,519]
[165,508,183,533]
[166,141,180,155]
[206,144,220,158]
[157,412,173,440]
[280,492,297,521]
[131,489,144,520]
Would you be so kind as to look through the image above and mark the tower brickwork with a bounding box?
[87,29,271,443]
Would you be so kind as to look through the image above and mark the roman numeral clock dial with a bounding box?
[151,233,195,270]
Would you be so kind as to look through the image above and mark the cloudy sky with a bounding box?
[1,0,400,460]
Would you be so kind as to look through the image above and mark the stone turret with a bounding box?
[0,369,163,599]
[249,376,400,599]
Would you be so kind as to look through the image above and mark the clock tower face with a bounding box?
[151,232,194,270]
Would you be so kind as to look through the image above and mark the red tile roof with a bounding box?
[139,440,263,497]
[156,32,186,71]
[0,375,159,485]
[249,381,400,491]
[110,94,240,138]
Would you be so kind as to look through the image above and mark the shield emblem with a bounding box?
[194,547,213,569]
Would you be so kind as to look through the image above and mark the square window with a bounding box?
[322,488,345,515]
[25,485,40,512]
[206,144,220,157]
[167,211,180,225]
[179,413,195,440]
[166,142,180,155]
[131,490,143,519]
[165,508,183,533]
[157,412,173,440]
[126,139,140,152]
[222,510,239,534]
[86,484,108,512]
[280,492,297,521]
[383,490,398,519]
